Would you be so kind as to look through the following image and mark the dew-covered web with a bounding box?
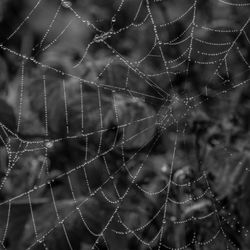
[1,0,250,249]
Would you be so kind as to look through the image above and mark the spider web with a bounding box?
[0,0,250,249]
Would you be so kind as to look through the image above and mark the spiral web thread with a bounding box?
[0,0,250,249]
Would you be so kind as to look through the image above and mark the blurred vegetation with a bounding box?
[1,0,250,249]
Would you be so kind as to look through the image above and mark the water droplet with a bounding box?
[45,141,54,149]
[62,1,72,8]
[111,17,116,23]
[158,41,162,45]
[161,164,168,173]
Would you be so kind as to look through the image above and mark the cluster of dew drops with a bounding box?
[61,0,72,9]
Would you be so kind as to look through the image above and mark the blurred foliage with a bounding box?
[1,0,250,250]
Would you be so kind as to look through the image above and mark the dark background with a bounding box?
[0,0,250,249]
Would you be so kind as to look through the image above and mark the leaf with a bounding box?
[0,199,48,250]
[26,75,157,151]
[20,196,128,250]
[101,58,148,94]
[203,146,250,199]
[112,94,156,149]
